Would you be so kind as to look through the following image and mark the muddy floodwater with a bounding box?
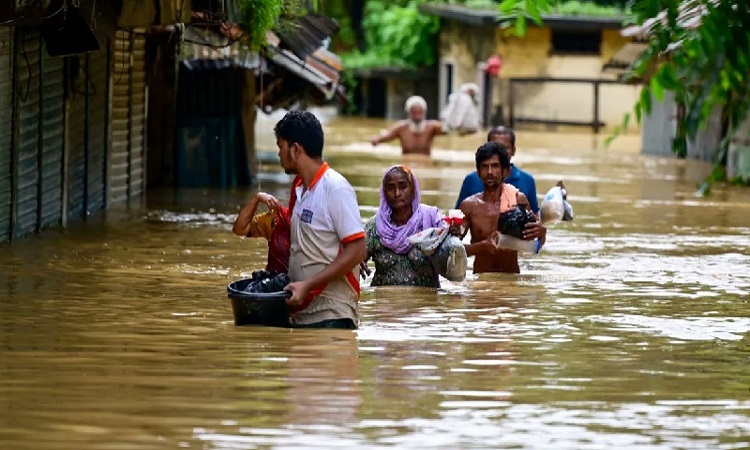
[2,117,750,449]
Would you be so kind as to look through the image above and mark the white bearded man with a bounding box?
[370,95,447,156]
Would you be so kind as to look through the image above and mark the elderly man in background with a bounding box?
[370,95,447,156]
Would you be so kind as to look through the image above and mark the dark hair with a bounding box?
[475,141,511,169]
[273,111,324,158]
[486,126,516,146]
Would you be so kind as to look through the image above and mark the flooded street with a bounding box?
[2,117,750,449]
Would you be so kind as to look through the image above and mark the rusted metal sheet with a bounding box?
[13,28,41,238]
[67,57,87,222]
[86,46,109,215]
[109,29,132,206]
[39,44,65,229]
[129,30,147,200]
[0,28,13,242]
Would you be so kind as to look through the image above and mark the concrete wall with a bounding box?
[728,115,750,182]
[437,22,641,131]
[686,105,723,162]
[437,20,497,112]
[643,92,725,163]
[642,92,677,157]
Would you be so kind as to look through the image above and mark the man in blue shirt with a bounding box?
[455,126,538,214]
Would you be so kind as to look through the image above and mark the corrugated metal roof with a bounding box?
[180,13,345,106]
[275,13,340,59]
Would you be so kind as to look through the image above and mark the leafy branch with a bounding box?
[235,0,307,49]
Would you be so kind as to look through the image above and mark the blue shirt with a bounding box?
[455,164,539,214]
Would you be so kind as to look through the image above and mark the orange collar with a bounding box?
[307,162,329,190]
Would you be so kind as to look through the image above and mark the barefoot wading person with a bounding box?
[364,165,446,288]
[460,142,547,274]
[370,96,447,156]
[274,111,367,329]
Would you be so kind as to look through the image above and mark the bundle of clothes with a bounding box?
[242,270,291,294]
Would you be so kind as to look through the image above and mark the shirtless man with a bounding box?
[460,142,547,274]
[370,96,446,156]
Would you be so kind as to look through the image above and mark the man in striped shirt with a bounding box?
[275,111,366,330]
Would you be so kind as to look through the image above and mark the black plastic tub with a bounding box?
[227,278,291,327]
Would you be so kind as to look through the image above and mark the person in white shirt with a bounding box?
[275,111,367,329]
[440,83,482,134]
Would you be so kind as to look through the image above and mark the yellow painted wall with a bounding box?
[438,22,642,131]
[438,20,497,108]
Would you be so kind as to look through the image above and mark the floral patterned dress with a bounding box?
[365,217,439,288]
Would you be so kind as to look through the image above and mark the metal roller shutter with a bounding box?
[86,46,109,215]
[39,45,65,229]
[67,57,87,222]
[109,29,131,206]
[13,28,41,238]
[129,30,147,200]
[0,28,13,242]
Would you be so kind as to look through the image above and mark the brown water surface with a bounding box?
[2,118,750,449]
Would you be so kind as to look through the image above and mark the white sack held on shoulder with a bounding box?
[540,183,574,224]
[439,83,482,134]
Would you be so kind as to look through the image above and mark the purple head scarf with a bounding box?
[375,165,443,254]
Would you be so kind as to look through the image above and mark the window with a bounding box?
[550,30,602,55]
[439,61,454,113]
[445,64,454,101]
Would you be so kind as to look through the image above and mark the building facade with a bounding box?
[421,3,642,132]
[0,1,153,243]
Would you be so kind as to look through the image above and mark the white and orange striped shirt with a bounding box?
[288,163,364,326]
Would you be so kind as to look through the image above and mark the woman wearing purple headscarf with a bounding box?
[364,165,444,287]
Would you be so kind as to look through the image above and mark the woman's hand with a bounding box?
[256,193,282,211]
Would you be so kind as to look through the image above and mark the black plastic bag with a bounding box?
[498,205,536,239]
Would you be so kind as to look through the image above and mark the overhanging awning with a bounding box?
[180,12,346,108]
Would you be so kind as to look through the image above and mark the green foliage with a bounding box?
[235,0,306,49]
[340,1,440,70]
[338,70,360,114]
[501,0,750,193]
[551,0,629,17]
[317,0,357,50]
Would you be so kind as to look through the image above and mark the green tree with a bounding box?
[235,0,307,48]
[340,1,440,69]
[499,0,750,189]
